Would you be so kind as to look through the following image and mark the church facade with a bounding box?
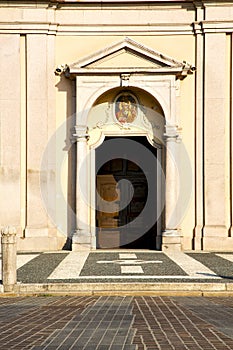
[1,0,233,252]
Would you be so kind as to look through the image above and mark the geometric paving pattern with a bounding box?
[10,251,233,284]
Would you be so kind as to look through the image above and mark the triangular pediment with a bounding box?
[84,48,166,69]
[68,37,193,77]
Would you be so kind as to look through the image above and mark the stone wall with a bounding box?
[0,1,232,251]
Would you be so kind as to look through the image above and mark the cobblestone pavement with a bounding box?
[1,251,232,284]
[0,296,232,350]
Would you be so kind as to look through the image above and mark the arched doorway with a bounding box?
[96,136,164,249]
[72,82,182,251]
[85,87,166,250]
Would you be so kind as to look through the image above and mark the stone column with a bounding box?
[162,125,181,251]
[72,126,91,250]
[1,227,17,293]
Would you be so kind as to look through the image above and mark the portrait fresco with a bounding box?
[115,94,137,124]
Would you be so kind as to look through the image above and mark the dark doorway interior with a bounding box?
[96,136,159,249]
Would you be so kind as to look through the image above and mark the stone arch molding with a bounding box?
[60,37,193,251]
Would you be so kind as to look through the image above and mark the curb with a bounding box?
[0,282,231,297]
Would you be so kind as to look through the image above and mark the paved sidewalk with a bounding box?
[0,295,233,350]
[0,250,233,294]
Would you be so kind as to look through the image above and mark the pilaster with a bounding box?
[0,35,21,232]
[72,126,92,251]
[162,125,182,251]
[193,1,205,250]
[203,32,231,249]
[24,34,59,248]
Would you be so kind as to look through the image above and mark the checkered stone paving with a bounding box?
[0,296,233,349]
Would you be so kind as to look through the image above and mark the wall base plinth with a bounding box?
[203,237,233,251]
[193,226,203,250]
[17,236,66,252]
[162,230,181,252]
[203,225,229,237]
[72,231,92,251]
[72,243,92,251]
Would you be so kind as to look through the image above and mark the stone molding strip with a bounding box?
[11,282,233,297]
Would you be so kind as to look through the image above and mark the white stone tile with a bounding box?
[71,275,222,280]
[48,252,89,279]
[17,254,39,269]
[119,253,137,259]
[121,265,144,274]
[0,254,39,279]
[216,254,233,263]
[165,252,219,278]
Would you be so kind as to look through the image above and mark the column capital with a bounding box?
[164,125,182,143]
[71,126,89,143]
[1,226,17,236]
[162,229,179,236]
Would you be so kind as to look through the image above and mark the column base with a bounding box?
[162,230,181,252]
[193,225,204,250]
[72,243,92,251]
[72,230,92,251]
[3,284,16,293]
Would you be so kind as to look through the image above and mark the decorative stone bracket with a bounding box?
[120,73,131,87]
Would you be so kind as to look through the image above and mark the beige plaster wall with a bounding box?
[205,3,233,21]
[56,35,194,66]
[55,5,195,25]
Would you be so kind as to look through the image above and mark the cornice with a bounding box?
[1,20,233,35]
[0,22,58,34]
[0,0,194,3]
[193,20,233,34]
[0,22,193,35]
[1,0,233,6]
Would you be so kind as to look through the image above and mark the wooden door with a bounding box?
[96,159,152,248]
[96,174,120,248]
